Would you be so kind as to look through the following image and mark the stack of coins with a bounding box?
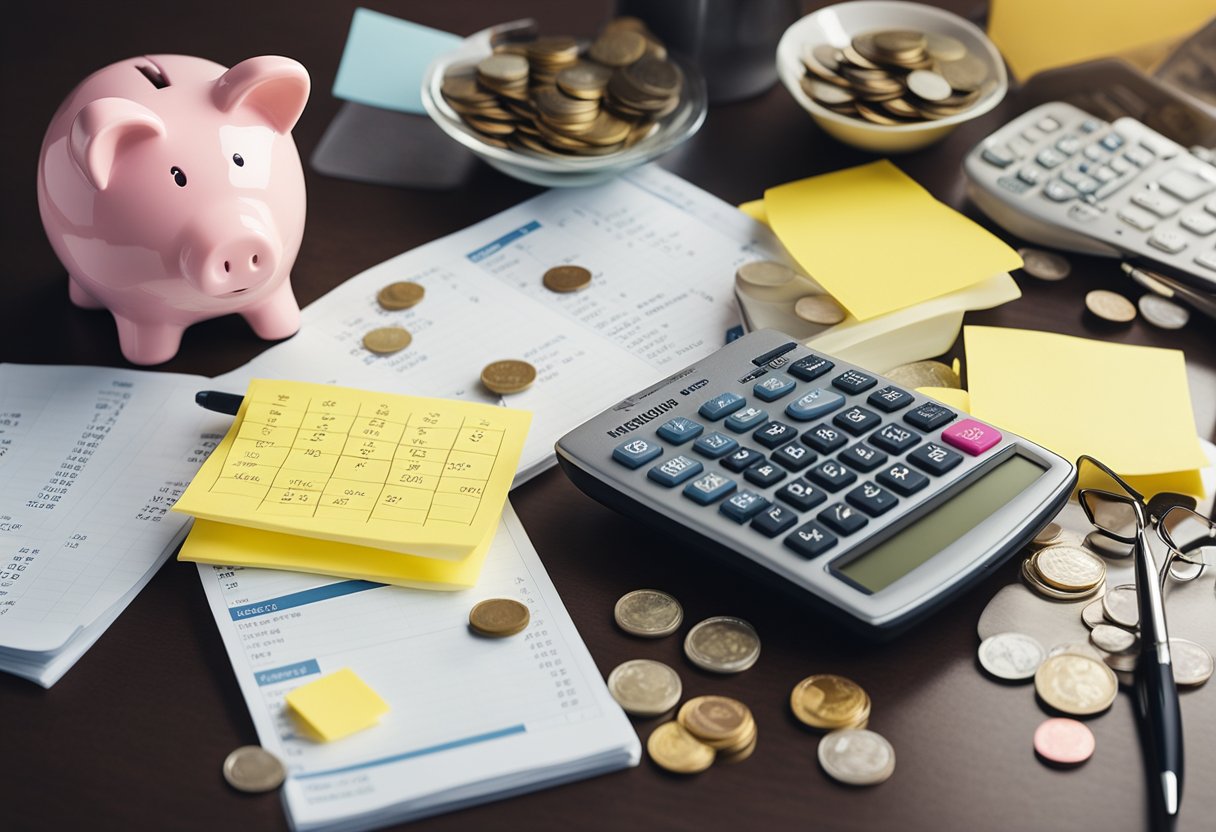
[677,696,757,763]
[442,18,681,157]
[790,674,871,731]
[1020,544,1107,601]
[800,29,992,125]
[1079,587,1215,687]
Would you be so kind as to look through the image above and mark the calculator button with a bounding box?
[1073,176,1098,195]
[1117,205,1157,231]
[1060,168,1085,186]
[1080,119,1101,133]
[744,460,787,487]
[839,441,888,472]
[772,442,816,471]
[753,420,798,449]
[903,402,955,431]
[1082,144,1106,162]
[1181,212,1216,236]
[785,387,845,421]
[870,422,921,454]
[1207,194,1216,215]
[1109,156,1132,174]
[866,385,913,413]
[818,503,868,536]
[998,175,1032,196]
[683,471,737,505]
[693,431,740,459]
[788,354,835,381]
[751,342,799,367]
[754,375,797,402]
[775,478,827,511]
[1100,132,1124,151]
[831,370,878,394]
[784,521,837,558]
[1021,125,1044,143]
[876,463,929,496]
[1148,230,1188,254]
[907,442,963,475]
[1158,170,1214,202]
[751,505,799,537]
[612,438,663,469]
[942,419,1003,455]
[725,406,768,432]
[1055,136,1081,156]
[801,424,848,454]
[808,459,857,491]
[981,146,1014,168]
[845,482,899,517]
[1093,166,1118,183]
[721,446,765,472]
[1068,203,1103,223]
[1017,167,1040,186]
[647,455,704,487]
[1036,148,1066,169]
[834,406,881,435]
[1196,250,1216,271]
[699,392,746,420]
[719,489,771,523]
[657,417,703,444]
[1037,116,1061,133]
[1123,147,1153,167]
[1043,181,1074,202]
[1131,190,1181,218]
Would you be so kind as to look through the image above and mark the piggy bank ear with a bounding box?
[70,97,166,191]
[212,56,310,134]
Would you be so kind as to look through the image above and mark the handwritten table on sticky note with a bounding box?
[174,379,531,560]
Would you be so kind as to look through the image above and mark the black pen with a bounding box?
[195,390,243,415]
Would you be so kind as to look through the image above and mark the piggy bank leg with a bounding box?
[242,280,301,341]
[112,314,186,366]
[68,275,106,310]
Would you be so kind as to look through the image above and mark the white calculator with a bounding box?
[555,330,1075,637]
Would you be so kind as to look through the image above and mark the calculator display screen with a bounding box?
[836,455,1046,593]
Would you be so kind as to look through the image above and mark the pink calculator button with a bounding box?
[941,419,1002,455]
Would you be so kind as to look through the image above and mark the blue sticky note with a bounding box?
[332,8,462,114]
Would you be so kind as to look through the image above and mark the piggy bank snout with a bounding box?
[180,214,282,297]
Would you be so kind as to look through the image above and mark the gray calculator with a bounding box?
[555,330,1075,637]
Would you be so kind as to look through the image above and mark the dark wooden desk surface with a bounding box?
[3,2,1214,830]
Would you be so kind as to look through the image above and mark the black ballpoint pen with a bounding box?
[195,390,243,415]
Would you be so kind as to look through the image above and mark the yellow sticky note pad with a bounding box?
[286,668,389,742]
[737,199,769,225]
[763,161,1023,322]
[965,326,1207,495]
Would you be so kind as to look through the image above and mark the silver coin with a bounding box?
[1170,638,1214,686]
[1035,545,1107,591]
[1081,599,1107,630]
[614,589,683,638]
[1102,584,1140,628]
[794,294,847,326]
[222,746,286,793]
[1138,294,1190,330]
[906,69,952,102]
[818,728,895,786]
[1084,529,1133,558]
[1103,648,1139,673]
[1091,623,1137,653]
[683,616,761,673]
[978,632,1046,681]
[736,260,799,288]
[1018,247,1072,281]
[606,658,683,716]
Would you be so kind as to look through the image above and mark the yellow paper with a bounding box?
[989,0,1212,81]
[917,387,970,413]
[763,161,1023,322]
[173,380,531,560]
[965,326,1206,495]
[286,668,389,742]
[179,517,493,589]
[737,199,769,225]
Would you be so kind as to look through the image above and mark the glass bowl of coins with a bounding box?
[776,1,1008,153]
[422,18,707,187]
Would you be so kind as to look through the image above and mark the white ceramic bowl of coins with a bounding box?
[422,18,707,187]
[776,1,1007,153]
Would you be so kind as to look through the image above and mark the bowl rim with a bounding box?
[777,0,1009,133]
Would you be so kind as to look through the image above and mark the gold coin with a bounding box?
[646,721,716,774]
[717,731,758,764]
[1085,289,1137,323]
[794,294,847,325]
[884,360,960,390]
[543,265,592,293]
[481,359,537,395]
[556,62,613,100]
[362,326,412,354]
[1033,544,1107,592]
[590,30,648,67]
[468,598,531,637]
[791,674,869,729]
[376,281,425,310]
[477,54,529,84]
[678,696,751,742]
[222,746,285,793]
[1034,653,1118,715]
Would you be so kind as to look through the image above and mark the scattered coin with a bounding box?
[1018,248,1072,281]
[884,360,961,390]
[677,696,755,751]
[1102,584,1139,629]
[978,632,1046,681]
[468,597,531,636]
[1084,529,1133,558]
[376,281,426,310]
[1034,653,1118,715]
[543,265,592,293]
[736,260,800,288]
[222,746,286,793]
[1033,522,1064,547]
[794,294,847,325]
[683,616,760,674]
[1033,718,1095,766]
[1090,623,1137,654]
[1081,599,1106,630]
[1085,289,1136,323]
[362,326,413,354]
[1170,638,1214,686]
[614,588,683,638]
[818,728,895,786]
[1033,545,1107,593]
[607,658,683,717]
[1138,293,1190,330]
[790,674,871,730]
[647,721,716,774]
[480,359,537,395]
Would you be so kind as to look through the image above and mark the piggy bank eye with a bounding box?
[170,166,187,187]
[232,153,245,167]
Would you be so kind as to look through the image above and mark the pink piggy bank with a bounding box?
[37,54,310,364]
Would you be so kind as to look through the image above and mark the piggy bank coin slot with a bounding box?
[136,64,169,89]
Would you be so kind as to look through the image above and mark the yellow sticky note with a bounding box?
[737,199,769,225]
[965,326,1207,495]
[764,161,1023,322]
[989,0,1212,81]
[287,668,389,742]
[917,387,970,413]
